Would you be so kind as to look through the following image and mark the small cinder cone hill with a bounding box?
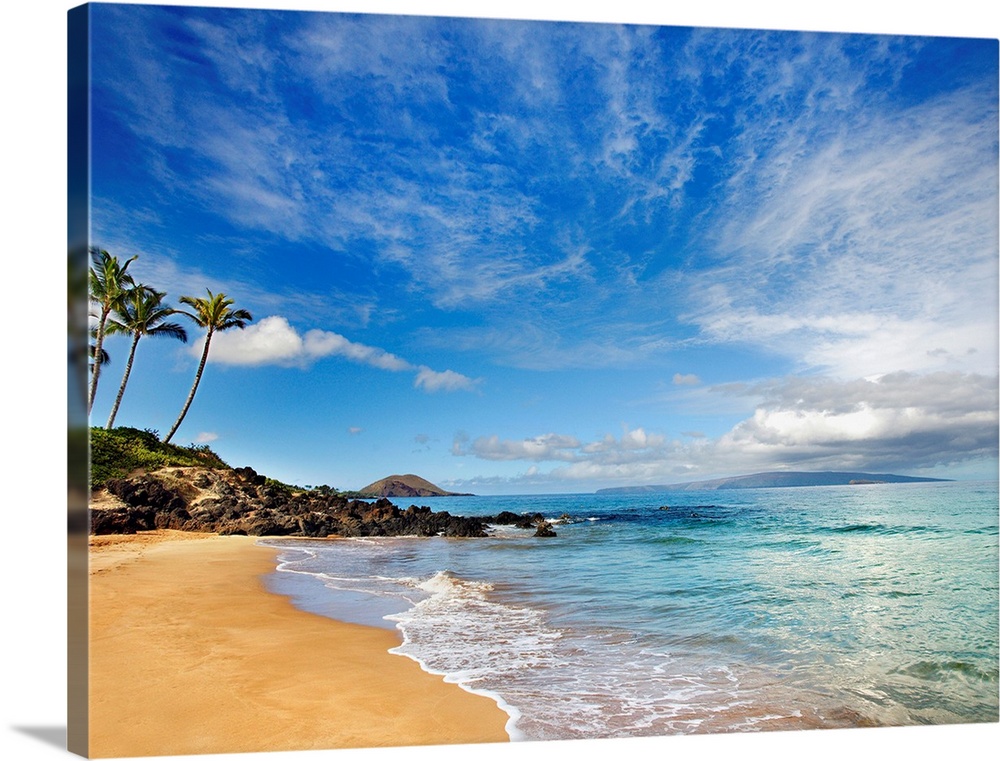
[357,474,469,498]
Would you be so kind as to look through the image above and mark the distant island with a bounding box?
[355,474,474,498]
[596,471,952,494]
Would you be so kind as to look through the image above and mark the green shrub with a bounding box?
[90,426,229,488]
[263,477,299,494]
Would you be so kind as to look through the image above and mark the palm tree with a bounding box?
[88,247,137,414]
[163,290,252,444]
[104,287,189,430]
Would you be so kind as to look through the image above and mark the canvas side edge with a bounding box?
[67,3,92,758]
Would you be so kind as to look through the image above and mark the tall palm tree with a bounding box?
[163,290,252,444]
[88,247,137,414]
[104,288,189,430]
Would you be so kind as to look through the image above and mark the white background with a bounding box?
[3,2,998,760]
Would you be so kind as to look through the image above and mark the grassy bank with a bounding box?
[89,426,230,488]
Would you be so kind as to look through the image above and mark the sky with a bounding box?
[82,1,999,494]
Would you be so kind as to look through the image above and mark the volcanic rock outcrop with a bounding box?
[90,466,487,538]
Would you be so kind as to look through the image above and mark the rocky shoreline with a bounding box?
[90,465,556,538]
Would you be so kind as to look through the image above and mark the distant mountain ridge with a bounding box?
[596,471,951,494]
[357,474,472,498]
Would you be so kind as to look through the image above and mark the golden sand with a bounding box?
[87,531,509,757]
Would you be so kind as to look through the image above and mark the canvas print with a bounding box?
[69,2,999,758]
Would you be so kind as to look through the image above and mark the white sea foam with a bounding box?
[385,569,566,740]
[379,569,771,741]
[265,541,779,740]
[484,524,536,538]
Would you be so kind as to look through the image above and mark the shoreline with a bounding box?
[261,537,527,739]
[87,530,510,757]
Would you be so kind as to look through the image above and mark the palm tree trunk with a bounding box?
[163,330,213,444]
[106,332,141,430]
[87,307,110,415]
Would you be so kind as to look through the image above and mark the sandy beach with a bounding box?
[87,531,510,758]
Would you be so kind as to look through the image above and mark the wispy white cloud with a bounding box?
[453,427,667,464]
[586,25,708,218]
[414,313,693,371]
[677,59,998,379]
[414,367,482,393]
[94,13,997,378]
[93,8,632,328]
[673,373,701,386]
[455,432,584,462]
[302,328,411,372]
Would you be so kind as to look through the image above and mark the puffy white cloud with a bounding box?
[452,372,998,487]
[713,372,999,472]
[198,314,479,393]
[206,315,304,365]
[582,427,667,454]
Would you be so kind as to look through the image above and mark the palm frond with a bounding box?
[148,322,189,342]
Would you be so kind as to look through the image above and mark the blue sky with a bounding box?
[84,2,999,494]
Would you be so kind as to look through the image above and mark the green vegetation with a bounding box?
[90,426,229,489]
[263,477,300,495]
[89,426,349,498]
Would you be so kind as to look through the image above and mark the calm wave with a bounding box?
[261,481,999,739]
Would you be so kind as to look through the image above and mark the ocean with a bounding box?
[260,480,999,741]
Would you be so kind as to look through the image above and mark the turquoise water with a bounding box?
[262,481,999,739]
